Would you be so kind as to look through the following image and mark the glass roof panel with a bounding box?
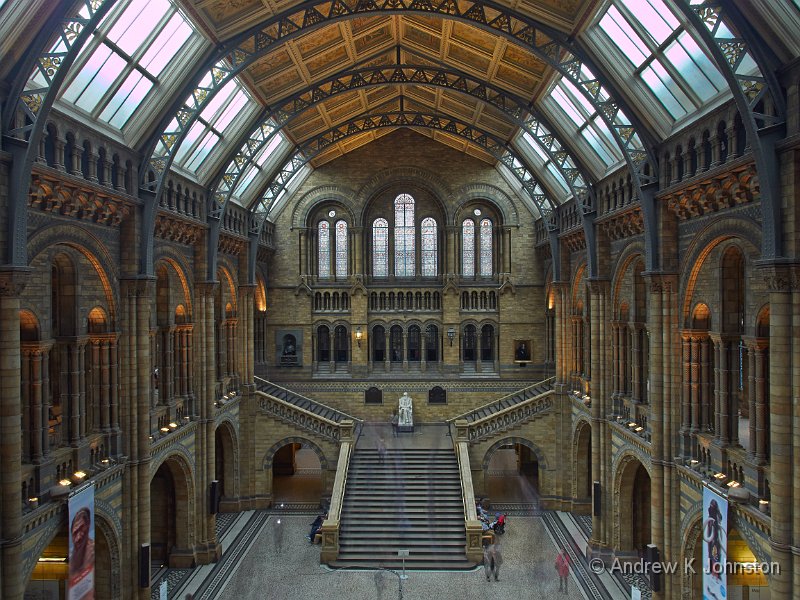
[184,131,220,172]
[591,0,727,126]
[599,6,648,67]
[619,0,677,44]
[55,0,196,132]
[140,13,193,77]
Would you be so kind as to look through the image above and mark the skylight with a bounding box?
[172,80,258,175]
[232,135,289,204]
[596,0,726,120]
[545,79,623,170]
[516,132,570,199]
[59,0,194,129]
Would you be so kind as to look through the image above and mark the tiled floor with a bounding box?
[155,425,633,599]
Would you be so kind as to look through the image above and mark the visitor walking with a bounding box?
[555,548,571,593]
[483,541,502,582]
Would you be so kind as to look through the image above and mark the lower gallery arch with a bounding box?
[573,421,592,511]
[263,437,329,507]
[215,420,240,509]
[150,453,196,568]
[480,437,546,505]
[614,454,651,555]
[22,510,121,599]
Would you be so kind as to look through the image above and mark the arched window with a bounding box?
[463,324,477,362]
[335,220,348,279]
[462,219,475,277]
[317,325,330,362]
[394,194,415,277]
[421,217,437,277]
[481,324,494,361]
[372,325,385,362]
[373,218,389,277]
[408,325,421,362]
[390,325,403,363]
[318,221,330,279]
[425,324,439,362]
[480,218,493,277]
[334,325,348,362]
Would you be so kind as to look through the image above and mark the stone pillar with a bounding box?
[680,334,691,456]
[700,338,710,430]
[753,343,767,463]
[0,270,28,600]
[763,271,792,597]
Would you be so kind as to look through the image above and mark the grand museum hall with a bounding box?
[1,0,799,598]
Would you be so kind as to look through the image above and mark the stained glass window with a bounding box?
[318,221,331,279]
[480,218,493,277]
[60,0,195,130]
[462,219,475,277]
[373,218,389,277]
[335,220,348,279]
[421,217,438,277]
[394,194,415,277]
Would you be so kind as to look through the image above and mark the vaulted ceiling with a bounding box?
[182,0,596,167]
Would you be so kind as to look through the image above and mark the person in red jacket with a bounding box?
[555,549,571,593]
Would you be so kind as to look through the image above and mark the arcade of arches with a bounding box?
[0,0,799,599]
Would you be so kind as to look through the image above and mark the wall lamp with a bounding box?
[355,326,363,348]
[447,327,456,346]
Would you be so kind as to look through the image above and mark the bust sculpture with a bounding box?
[398,392,413,427]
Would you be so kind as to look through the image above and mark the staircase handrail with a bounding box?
[452,424,485,564]
[320,428,354,563]
[446,376,555,423]
[254,376,363,424]
[460,388,555,443]
[256,391,347,442]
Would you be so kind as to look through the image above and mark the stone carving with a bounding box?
[398,392,413,428]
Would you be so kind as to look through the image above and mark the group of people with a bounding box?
[476,500,506,533]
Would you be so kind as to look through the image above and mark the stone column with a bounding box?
[0,270,28,600]
[700,338,711,430]
[680,334,691,456]
[763,272,792,596]
[753,343,768,464]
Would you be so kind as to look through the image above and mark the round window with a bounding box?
[473,208,482,216]
[328,209,336,217]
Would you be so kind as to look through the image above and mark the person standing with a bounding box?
[555,549,571,593]
[390,411,398,437]
[376,436,387,463]
[483,542,502,581]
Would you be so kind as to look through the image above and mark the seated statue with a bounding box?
[398,392,413,427]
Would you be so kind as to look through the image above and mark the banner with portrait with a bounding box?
[68,484,95,600]
[702,485,728,600]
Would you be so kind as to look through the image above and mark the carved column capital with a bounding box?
[0,267,31,296]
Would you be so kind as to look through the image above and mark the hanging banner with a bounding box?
[68,484,95,600]
[702,485,728,600]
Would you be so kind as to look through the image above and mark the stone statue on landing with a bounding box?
[398,392,413,430]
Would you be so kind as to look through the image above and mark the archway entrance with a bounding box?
[575,425,592,511]
[150,457,192,568]
[22,517,116,599]
[484,442,540,505]
[271,442,323,506]
[618,458,651,556]
[24,523,68,598]
[215,424,237,507]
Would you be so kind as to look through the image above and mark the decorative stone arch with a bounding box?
[215,419,240,500]
[481,436,549,471]
[216,263,238,315]
[572,418,592,501]
[447,182,520,227]
[262,436,329,472]
[612,451,652,551]
[610,241,646,310]
[27,224,120,324]
[571,262,587,309]
[153,251,194,320]
[355,166,451,226]
[291,185,359,229]
[679,217,762,323]
[149,449,197,551]
[22,515,64,593]
[94,505,123,599]
[678,505,704,599]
